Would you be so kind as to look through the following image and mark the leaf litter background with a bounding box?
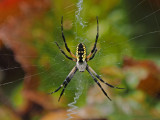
[0,0,160,120]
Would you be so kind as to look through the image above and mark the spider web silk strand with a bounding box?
[66,0,85,119]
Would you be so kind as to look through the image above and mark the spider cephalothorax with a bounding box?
[76,43,86,62]
[76,43,87,72]
[49,16,124,101]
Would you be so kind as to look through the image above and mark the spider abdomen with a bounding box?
[76,61,87,72]
[76,43,86,62]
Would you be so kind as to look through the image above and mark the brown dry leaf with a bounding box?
[0,0,55,119]
[22,90,55,110]
[123,56,160,99]
[41,110,81,120]
[41,108,107,120]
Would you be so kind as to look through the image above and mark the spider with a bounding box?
[49,16,124,102]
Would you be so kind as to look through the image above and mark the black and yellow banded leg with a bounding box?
[87,66,124,89]
[61,16,77,59]
[49,66,78,102]
[55,42,76,62]
[87,48,97,61]
[87,16,99,59]
[86,66,111,101]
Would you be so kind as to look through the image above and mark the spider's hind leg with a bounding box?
[48,81,65,94]
[87,66,124,89]
[86,66,111,101]
[49,66,78,102]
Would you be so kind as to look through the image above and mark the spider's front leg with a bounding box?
[86,48,97,62]
[55,42,76,62]
[61,16,77,59]
[87,16,99,59]
[49,66,78,101]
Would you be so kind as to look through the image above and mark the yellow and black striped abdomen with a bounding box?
[76,43,86,62]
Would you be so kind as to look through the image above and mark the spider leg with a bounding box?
[58,81,68,102]
[49,66,78,101]
[87,16,99,59]
[87,48,97,62]
[48,80,66,94]
[61,16,77,59]
[86,66,111,101]
[87,66,124,89]
[55,42,76,62]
